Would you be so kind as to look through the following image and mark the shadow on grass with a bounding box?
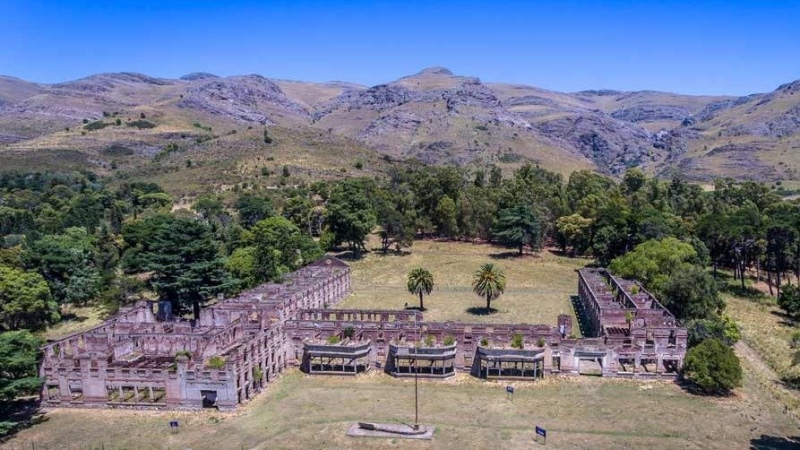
[780,373,800,391]
[403,306,426,312]
[720,283,769,300]
[769,310,798,327]
[466,306,498,316]
[0,398,47,442]
[489,250,539,259]
[672,378,736,398]
[59,312,87,323]
[332,250,368,261]
[750,434,800,449]
[371,249,411,257]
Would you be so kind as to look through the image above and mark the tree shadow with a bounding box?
[0,398,47,442]
[488,251,525,259]
[58,312,87,323]
[750,434,800,449]
[672,378,735,397]
[403,306,426,312]
[332,250,368,261]
[769,310,798,327]
[780,374,800,390]
[720,283,769,300]
[466,306,498,316]
[372,249,412,257]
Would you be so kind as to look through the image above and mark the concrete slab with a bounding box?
[346,422,435,440]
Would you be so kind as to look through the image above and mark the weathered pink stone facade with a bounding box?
[40,261,686,410]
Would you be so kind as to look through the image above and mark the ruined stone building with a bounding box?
[40,259,686,410]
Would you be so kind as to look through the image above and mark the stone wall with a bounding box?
[40,260,686,410]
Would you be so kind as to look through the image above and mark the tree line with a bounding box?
[2,162,799,430]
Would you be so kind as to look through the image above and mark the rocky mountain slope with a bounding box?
[1,67,799,185]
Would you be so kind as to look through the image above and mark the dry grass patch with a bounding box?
[339,238,589,328]
[3,370,795,450]
[41,305,106,341]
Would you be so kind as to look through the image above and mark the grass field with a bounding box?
[2,370,797,450]
[8,241,800,449]
[338,239,587,328]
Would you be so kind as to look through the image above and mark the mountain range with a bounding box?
[2,67,799,193]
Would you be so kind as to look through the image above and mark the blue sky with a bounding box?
[2,1,798,95]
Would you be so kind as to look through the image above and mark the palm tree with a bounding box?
[407,268,434,310]
[472,263,507,310]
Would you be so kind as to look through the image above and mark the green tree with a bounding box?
[609,237,699,296]
[406,268,434,310]
[493,205,543,255]
[251,217,323,282]
[778,283,800,320]
[660,265,724,321]
[325,179,376,252]
[555,214,593,255]
[681,338,742,394]
[192,195,226,223]
[122,216,231,320]
[434,196,458,237]
[236,194,275,228]
[282,196,314,234]
[225,246,258,289]
[0,330,43,435]
[0,266,59,331]
[685,316,740,348]
[471,263,507,310]
[23,227,101,305]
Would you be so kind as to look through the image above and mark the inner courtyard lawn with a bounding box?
[338,239,587,330]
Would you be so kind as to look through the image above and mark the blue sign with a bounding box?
[169,420,179,428]
[506,386,515,394]
[535,426,546,438]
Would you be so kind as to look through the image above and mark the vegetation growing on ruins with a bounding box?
[206,356,226,369]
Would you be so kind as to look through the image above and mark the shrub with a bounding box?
[253,366,263,380]
[480,337,489,347]
[326,335,341,344]
[791,330,800,349]
[127,120,156,129]
[282,165,290,177]
[424,335,435,347]
[140,112,146,119]
[115,118,122,125]
[778,284,800,320]
[685,316,740,348]
[82,118,89,124]
[630,285,639,294]
[343,326,355,339]
[207,355,226,369]
[263,129,273,144]
[193,122,212,132]
[536,337,546,347]
[354,160,364,170]
[175,350,191,359]
[443,335,455,346]
[84,121,110,131]
[681,338,742,394]
[510,333,524,349]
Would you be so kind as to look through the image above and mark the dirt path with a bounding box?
[735,340,800,425]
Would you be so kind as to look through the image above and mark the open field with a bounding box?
[3,370,797,450]
[338,239,588,329]
[723,278,800,419]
